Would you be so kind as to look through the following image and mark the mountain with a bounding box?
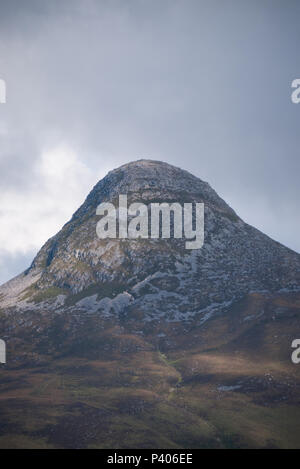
[0,159,299,449]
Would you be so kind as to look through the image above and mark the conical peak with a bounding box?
[1,159,300,305]
[109,159,196,177]
[106,159,205,187]
[78,159,237,221]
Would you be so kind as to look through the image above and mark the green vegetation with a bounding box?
[32,287,69,303]
[64,281,127,307]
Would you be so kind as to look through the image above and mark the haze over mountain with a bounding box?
[0,160,299,449]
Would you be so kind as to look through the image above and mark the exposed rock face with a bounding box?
[1,159,299,322]
[0,160,299,449]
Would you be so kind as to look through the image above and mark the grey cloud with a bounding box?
[0,0,299,283]
[0,250,37,285]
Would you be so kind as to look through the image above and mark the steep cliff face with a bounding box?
[0,160,299,449]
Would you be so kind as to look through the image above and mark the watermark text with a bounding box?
[291,79,300,104]
[0,78,6,104]
[291,339,300,364]
[0,339,6,364]
[96,195,204,250]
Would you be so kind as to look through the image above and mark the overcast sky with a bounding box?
[0,0,299,284]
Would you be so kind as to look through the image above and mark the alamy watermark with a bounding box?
[0,339,6,364]
[291,339,300,364]
[0,78,6,104]
[291,79,300,104]
[96,195,204,250]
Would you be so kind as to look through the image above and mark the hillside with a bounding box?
[0,160,299,448]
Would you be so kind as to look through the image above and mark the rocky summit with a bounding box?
[0,160,300,449]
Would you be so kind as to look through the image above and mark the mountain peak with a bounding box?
[75,159,237,224]
[0,160,300,451]
[1,160,299,313]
